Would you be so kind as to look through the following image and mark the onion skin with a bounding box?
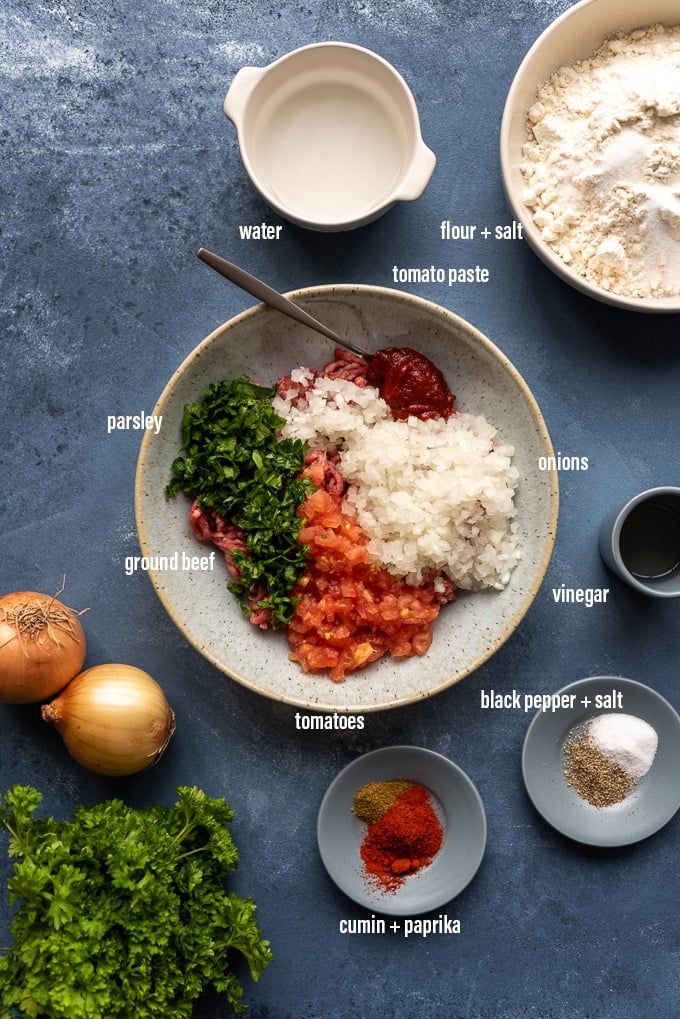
[42,664,176,776]
[0,591,87,703]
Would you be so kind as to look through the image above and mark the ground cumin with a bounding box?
[352,780,413,824]
[357,783,444,892]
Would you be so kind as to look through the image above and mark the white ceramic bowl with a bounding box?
[135,285,559,713]
[224,42,436,231]
[500,0,680,313]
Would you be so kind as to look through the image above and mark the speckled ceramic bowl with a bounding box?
[500,0,680,313]
[134,286,558,713]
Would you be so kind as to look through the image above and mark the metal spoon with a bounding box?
[197,248,370,359]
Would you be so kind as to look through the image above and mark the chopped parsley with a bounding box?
[166,377,314,627]
[0,785,272,1018]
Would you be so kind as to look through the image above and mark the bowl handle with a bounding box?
[224,66,265,125]
[393,141,437,201]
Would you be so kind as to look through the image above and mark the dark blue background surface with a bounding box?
[2,1,680,1017]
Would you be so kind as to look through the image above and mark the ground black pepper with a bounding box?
[563,730,635,808]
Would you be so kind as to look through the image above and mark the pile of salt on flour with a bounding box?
[274,373,520,590]
[521,24,680,299]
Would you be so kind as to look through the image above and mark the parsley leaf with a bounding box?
[0,785,272,1018]
[166,377,314,627]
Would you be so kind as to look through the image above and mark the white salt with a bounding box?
[589,713,658,780]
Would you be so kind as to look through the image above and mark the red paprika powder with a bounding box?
[359,783,444,892]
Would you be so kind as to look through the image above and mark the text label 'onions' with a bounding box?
[0,591,87,703]
[42,664,176,776]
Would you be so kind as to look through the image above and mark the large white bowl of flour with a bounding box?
[501,0,680,314]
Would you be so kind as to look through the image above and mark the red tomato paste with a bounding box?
[367,347,456,421]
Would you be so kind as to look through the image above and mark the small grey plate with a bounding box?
[522,676,680,847]
[317,746,486,916]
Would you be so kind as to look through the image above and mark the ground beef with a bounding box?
[189,501,247,577]
[188,501,273,628]
[321,349,370,385]
[276,349,370,407]
[304,448,346,498]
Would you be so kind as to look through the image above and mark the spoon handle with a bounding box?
[197,248,369,359]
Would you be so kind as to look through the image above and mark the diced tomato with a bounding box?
[288,477,455,682]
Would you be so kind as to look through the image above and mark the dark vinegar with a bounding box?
[619,502,680,579]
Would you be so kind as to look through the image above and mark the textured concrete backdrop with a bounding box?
[2,2,680,1017]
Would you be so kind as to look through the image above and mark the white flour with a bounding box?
[520,24,680,299]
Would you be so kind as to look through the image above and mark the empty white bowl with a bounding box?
[224,42,436,231]
[500,0,680,313]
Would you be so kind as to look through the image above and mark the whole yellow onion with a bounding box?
[0,590,87,703]
[42,664,176,776]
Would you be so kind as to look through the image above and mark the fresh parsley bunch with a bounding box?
[0,785,272,1018]
[166,377,314,627]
